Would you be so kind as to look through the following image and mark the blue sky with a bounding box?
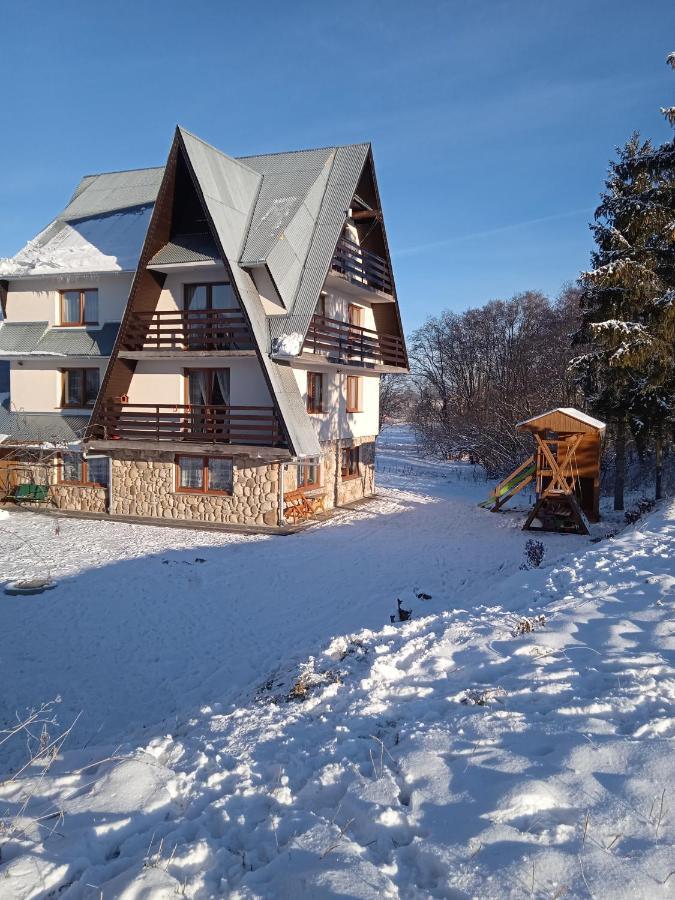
[1,0,673,330]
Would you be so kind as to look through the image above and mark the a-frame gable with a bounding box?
[90,127,322,458]
[178,128,321,458]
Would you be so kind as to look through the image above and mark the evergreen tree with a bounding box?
[617,54,675,499]
[572,134,659,510]
[573,54,675,506]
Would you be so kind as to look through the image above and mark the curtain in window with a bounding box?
[208,458,232,492]
[178,456,203,490]
[84,369,100,405]
[65,370,82,406]
[62,291,80,324]
[213,369,230,406]
[185,285,208,311]
[187,371,209,406]
[84,291,98,324]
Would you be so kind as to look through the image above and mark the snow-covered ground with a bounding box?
[0,427,672,898]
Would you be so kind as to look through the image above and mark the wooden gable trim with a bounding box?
[88,139,180,436]
[360,148,408,369]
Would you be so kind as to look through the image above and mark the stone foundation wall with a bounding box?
[51,484,107,513]
[110,450,281,527]
[335,436,376,506]
[0,456,107,513]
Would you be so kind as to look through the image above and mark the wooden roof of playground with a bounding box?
[516,407,606,435]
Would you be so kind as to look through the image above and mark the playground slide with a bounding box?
[478,461,535,509]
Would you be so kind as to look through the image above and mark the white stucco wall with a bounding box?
[292,367,379,441]
[5,273,133,325]
[320,292,376,331]
[126,357,273,408]
[9,359,108,412]
[155,265,232,313]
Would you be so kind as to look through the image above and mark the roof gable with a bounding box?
[517,408,606,434]
[178,128,321,457]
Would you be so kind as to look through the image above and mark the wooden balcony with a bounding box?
[330,237,393,297]
[93,402,284,447]
[303,314,406,369]
[121,309,254,352]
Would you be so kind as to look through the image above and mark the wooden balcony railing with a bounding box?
[303,314,406,368]
[122,309,254,351]
[93,402,284,446]
[330,237,393,296]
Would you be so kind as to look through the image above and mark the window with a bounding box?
[60,289,98,326]
[184,282,237,311]
[62,368,99,407]
[307,372,323,413]
[315,293,327,318]
[346,376,362,413]
[184,283,239,349]
[60,453,108,486]
[176,456,233,494]
[341,446,360,480]
[297,462,321,491]
[348,304,364,327]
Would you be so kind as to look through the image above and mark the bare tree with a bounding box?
[408,290,581,475]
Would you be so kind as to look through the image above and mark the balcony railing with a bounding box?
[330,237,393,296]
[303,314,406,368]
[94,402,284,446]
[122,309,254,351]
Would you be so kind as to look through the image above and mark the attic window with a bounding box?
[60,289,98,326]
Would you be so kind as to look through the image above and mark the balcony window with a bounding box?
[184,282,237,311]
[176,455,233,494]
[60,453,108,486]
[348,304,364,327]
[60,289,98,326]
[307,372,323,414]
[62,368,99,407]
[346,375,362,413]
[341,446,360,480]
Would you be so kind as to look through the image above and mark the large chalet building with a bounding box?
[0,128,407,528]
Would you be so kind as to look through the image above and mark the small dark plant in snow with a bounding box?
[390,598,412,623]
[461,687,506,706]
[287,657,340,702]
[520,539,545,569]
[337,637,369,662]
[624,497,656,525]
[512,614,546,636]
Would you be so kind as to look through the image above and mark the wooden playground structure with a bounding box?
[483,408,605,535]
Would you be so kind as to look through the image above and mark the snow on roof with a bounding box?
[0,207,153,278]
[517,407,606,432]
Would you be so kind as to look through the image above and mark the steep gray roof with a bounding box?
[148,233,219,267]
[0,322,47,353]
[239,148,334,261]
[268,143,370,345]
[0,322,119,356]
[59,168,165,221]
[0,398,88,444]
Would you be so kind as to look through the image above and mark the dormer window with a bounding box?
[60,289,98,326]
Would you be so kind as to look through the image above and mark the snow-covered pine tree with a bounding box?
[571,133,662,510]
[615,53,675,499]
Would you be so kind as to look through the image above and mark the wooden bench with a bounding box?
[284,491,326,523]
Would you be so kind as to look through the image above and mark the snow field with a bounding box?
[0,428,672,898]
